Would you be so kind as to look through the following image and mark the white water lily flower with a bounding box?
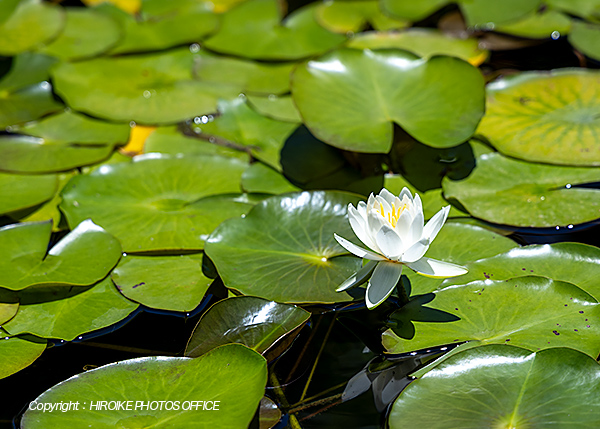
[334,188,467,309]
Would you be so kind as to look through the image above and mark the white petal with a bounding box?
[348,205,377,250]
[366,261,403,309]
[406,257,468,278]
[412,193,423,214]
[423,205,450,242]
[378,188,397,205]
[407,210,424,244]
[336,260,378,292]
[401,239,430,263]
[394,209,412,239]
[376,196,392,215]
[375,225,403,260]
[334,234,386,261]
[398,187,413,202]
[366,209,387,244]
[356,201,367,217]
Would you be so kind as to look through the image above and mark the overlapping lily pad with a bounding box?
[315,0,409,33]
[205,191,363,303]
[494,9,571,39]
[442,152,600,227]
[38,7,121,60]
[442,242,600,300]
[477,69,600,166]
[204,0,346,60]
[111,254,212,312]
[51,48,241,124]
[389,345,600,428]
[0,53,62,128]
[570,20,600,61]
[347,29,488,66]
[21,344,267,428]
[547,0,600,20]
[3,277,138,341]
[0,220,121,291]
[291,48,485,152]
[191,98,298,170]
[379,0,448,21]
[459,0,542,27]
[185,296,310,357]
[0,111,129,173]
[384,277,600,357]
[0,171,57,215]
[241,163,300,194]
[0,336,46,380]
[0,0,64,55]
[246,94,302,123]
[60,154,250,252]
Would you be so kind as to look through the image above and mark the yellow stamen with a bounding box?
[377,202,408,228]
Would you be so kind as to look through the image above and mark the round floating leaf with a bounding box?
[570,20,600,61]
[0,220,121,290]
[442,152,600,227]
[205,191,363,303]
[51,48,241,124]
[384,277,600,357]
[242,163,300,194]
[379,0,448,21]
[191,98,297,170]
[0,336,46,380]
[97,1,218,54]
[246,94,302,123]
[4,277,138,341]
[37,8,121,60]
[111,254,212,312]
[547,0,600,20]
[459,0,542,27]
[0,53,63,128]
[143,126,250,161]
[443,242,600,300]
[402,220,518,295]
[204,0,346,60]
[347,29,488,66]
[0,111,129,173]
[389,345,600,428]
[0,0,64,56]
[60,154,249,252]
[21,343,266,428]
[315,0,409,33]
[291,48,485,153]
[494,9,571,39]
[185,296,311,357]
[0,171,57,215]
[477,69,600,166]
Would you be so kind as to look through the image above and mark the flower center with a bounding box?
[378,202,408,228]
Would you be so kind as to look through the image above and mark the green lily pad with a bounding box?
[442,242,600,300]
[0,53,63,128]
[0,111,129,173]
[0,288,18,325]
[494,9,571,39]
[460,0,542,27]
[570,20,600,61]
[291,48,485,153]
[241,163,300,194]
[259,397,282,429]
[0,0,64,56]
[185,296,311,357]
[0,220,121,291]
[389,345,600,428]
[205,191,363,303]
[60,154,249,252]
[246,94,302,123]
[442,152,600,227]
[347,29,488,66]
[204,0,346,60]
[384,277,600,357]
[402,220,518,296]
[143,126,249,161]
[4,277,138,341]
[21,343,266,428]
[477,69,600,166]
[111,253,212,312]
[0,336,46,380]
[315,0,409,34]
[97,1,218,55]
[51,48,240,125]
[191,98,298,170]
[379,0,448,21]
[547,0,600,20]
[37,7,121,60]
[0,171,57,215]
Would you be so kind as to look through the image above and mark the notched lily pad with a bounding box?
[292,48,485,153]
[205,191,363,303]
[185,296,310,357]
[0,220,121,291]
